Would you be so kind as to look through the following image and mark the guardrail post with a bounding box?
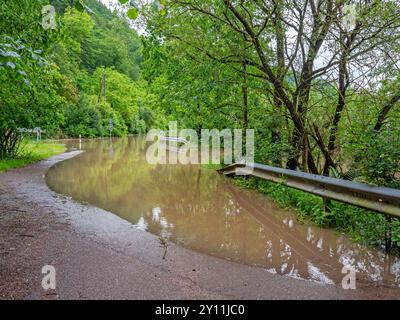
[323,198,332,213]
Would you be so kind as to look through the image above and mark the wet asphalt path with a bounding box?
[0,151,395,299]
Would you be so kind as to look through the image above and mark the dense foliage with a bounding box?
[138,0,400,184]
[0,0,150,149]
[137,0,400,247]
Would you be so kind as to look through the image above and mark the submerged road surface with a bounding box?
[0,149,398,299]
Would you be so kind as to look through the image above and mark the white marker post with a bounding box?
[34,127,42,143]
[109,119,113,140]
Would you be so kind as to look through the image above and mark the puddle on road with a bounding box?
[46,137,400,289]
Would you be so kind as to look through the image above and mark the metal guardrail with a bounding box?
[160,136,189,144]
[218,163,400,217]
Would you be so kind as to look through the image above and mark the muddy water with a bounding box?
[46,137,400,289]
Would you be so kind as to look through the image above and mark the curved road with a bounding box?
[0,151,396,299]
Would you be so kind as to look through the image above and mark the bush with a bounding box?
[64,96,102,137]
[0,128,22,159]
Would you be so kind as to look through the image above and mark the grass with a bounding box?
[0,141,66,172]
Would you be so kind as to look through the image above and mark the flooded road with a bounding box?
[46,138,400,290]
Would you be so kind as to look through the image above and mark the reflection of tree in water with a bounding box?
[224,182,400,287]
[47,137,400,288]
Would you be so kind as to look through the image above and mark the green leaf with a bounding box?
[127,7,139,20]
[5,62,16,69]
[118,0,129,4]
[75,0,85,12]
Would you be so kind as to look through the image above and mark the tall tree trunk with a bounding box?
[286,0,335,172]
[323,44,349,175]
[242,62,248,130]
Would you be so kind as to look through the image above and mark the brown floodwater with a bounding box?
[46,137,400,289]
